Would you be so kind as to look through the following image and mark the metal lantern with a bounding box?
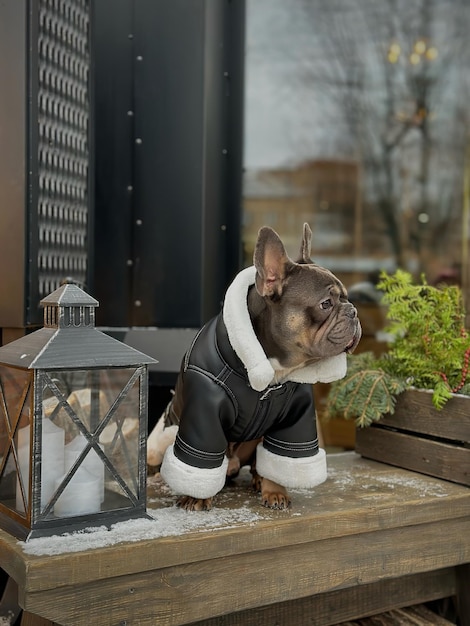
[0,284,156,539]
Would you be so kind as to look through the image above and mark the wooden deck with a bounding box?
[1,452,469,625]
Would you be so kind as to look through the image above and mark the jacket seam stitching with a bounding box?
[187,364,239,413]
[184,326,206,371]
[176,434,226,459]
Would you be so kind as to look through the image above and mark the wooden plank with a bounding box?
[20,517,470,626]
[378,389,470,442]
[356,427,470,486]
[341,605,455,625]
[401,605,455,625]
[1,454,468,626]
[191,568,457,626]
[0,532,29,598]
[11,454,470,596]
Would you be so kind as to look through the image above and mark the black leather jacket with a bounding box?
[171,313,320,470]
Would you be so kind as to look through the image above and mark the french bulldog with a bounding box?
[148,223,361,510]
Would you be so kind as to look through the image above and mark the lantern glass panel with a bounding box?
[38,367,142,520]
[0,365,33,518]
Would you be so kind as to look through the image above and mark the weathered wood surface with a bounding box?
[377,389,470,442]
[356,427,470,486]
[193,568,458,626]
[356,388,470,487]
[0,453,469,626]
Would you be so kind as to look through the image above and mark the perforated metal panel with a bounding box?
[37,0,90,299]
[1,0,91,332]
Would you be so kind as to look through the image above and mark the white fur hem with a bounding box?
[256,443,327,489]
[160,444,229,499]
[288,353,347,384]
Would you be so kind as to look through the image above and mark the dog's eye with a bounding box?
[320,299,332,310]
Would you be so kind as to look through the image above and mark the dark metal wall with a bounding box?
[0,0,245,372]
[92,0,245,329]
[0,0,92,340]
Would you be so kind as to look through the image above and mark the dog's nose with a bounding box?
[346,304,357,319]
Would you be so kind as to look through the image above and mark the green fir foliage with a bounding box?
[325,353,408,427]
[326,269,470,426]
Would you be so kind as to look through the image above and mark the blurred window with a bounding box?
[242,0,470,311]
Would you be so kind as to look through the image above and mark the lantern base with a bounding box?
[0,506,152,541]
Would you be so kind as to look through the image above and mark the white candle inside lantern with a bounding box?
[64,434,105,502]
[15,426,30,513]
[15,418,65,512]
[54,469,101,517]
[40,417,65,509]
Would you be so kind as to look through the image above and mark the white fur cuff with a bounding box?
[256,443,327,489]
[160,444,229,499]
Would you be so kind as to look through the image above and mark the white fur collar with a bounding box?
[222,266,347,392]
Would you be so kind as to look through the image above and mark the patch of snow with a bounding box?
[373,473,449,497]
[326,465,449,497]
[20,505,264,557]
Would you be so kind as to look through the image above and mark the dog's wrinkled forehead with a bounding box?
[294,263,348,299]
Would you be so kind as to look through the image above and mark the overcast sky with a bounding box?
[243,0,339,169]
[242,0,470,173]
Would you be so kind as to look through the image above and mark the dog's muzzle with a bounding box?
[345,311,362,353]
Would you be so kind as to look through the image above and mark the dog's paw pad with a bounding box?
[261,493,292,510]
[176,496,213,511]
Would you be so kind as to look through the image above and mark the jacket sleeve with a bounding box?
[160,367,233,499]
[256,384,327,489]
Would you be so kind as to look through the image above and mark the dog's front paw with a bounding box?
[177,496,213,511]
[260,478,291,510]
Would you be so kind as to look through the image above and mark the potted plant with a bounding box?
[325,269,470,486]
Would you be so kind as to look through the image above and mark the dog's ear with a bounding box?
[296,223,313,264]
[253,227,293,298]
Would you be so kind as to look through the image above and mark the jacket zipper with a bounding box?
[260,384,283,401]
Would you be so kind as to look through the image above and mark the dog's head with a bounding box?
[252,223,362,370]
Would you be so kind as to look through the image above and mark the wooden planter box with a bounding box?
[355,389,470,486]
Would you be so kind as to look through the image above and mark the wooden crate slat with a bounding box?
[356,426,470,486]
[378,389,470,442]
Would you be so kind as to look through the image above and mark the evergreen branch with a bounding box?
[325,269,469,424]
[343,369,379,416]
[356,372,388,428]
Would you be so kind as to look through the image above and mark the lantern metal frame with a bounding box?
[0,284,156,540]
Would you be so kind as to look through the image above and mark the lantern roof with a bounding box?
[41,283,99,307]
[0,284,157,369]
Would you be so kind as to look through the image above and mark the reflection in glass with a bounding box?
[37,368,141,519]
[0,366,32,517]
[243,0,470,307]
